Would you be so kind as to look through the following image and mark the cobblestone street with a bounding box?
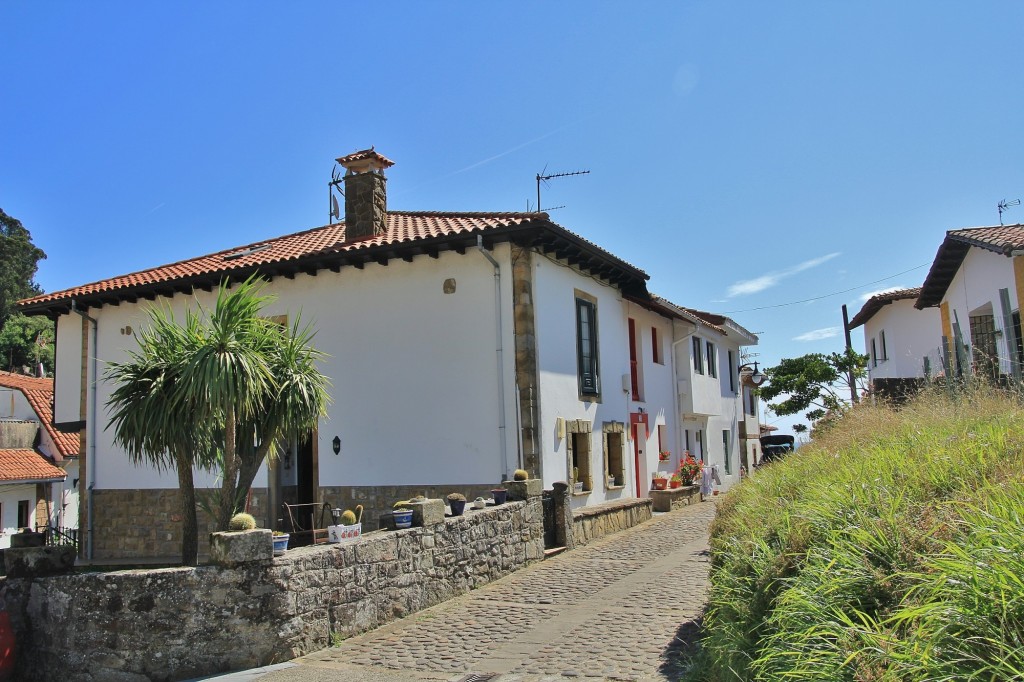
[258,501,715,682]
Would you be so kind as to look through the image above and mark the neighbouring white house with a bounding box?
[0,370,79,549]
[848,288,942,401]
[916,225,1024,381]
[19,148,758,561]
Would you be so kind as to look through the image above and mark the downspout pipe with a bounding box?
[476,235,511,481]
[71,300,98,561]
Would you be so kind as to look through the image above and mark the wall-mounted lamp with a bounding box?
[332,436,341,455]
[739,362,767,387]
[637,407,646,414]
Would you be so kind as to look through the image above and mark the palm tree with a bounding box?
[106,277,330,564]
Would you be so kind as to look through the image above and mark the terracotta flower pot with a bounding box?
[670,479,681,489]
[652,478,668,491]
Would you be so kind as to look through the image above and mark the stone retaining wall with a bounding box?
[649,485,701,512]
[0,497,544,682]
[571,497,652,547]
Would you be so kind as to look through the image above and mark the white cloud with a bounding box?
[793,326,841,342]
[858,286,904,302]
[726,252,841,298]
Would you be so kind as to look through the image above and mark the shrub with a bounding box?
[691,383,1024,681]
[513,469,529,481]
[228,513,256,531]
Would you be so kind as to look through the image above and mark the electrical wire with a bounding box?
[719,262,930,314]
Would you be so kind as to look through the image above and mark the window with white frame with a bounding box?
[706,341,718,379]
[693,337,704,375]
[576,295,600,397]
[728,350,736,392]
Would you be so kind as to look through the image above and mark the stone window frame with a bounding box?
[565,419,593,494]
[602,421,626,489]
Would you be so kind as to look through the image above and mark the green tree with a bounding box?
[0,209,46,326]
[759,348,868,426]
[105,277,330,565]
[0,313,54,374]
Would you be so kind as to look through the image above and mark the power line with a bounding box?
[720,262,930,314]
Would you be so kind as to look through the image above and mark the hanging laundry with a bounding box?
[700,466,714,496]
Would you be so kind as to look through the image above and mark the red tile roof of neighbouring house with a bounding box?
[848,288,922,329]
[18,211,651,315]
[0,449,67,483]
[0,371,80,458]
[917,225,1024,309]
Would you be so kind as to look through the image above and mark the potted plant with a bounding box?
[447,493,467,516]
[328,504,363,542]
[392,501,414,528]
[659,450,671,462]
[513,469,529,481]
[272,530,289,555]
[670,474,682,489]
[491,487,508,505]
[572,466,584,493]
[607,473,616,488]
[651,473,669,490]
[676,453,701,487]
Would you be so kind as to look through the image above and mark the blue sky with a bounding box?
[4,2,1024,434]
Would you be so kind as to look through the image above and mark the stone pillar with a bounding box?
[506,478,543,501]
[551,481,575,550]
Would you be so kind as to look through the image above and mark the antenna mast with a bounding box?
[328,165,345,224]
[998,198,1020,225]
[536,169,590,213]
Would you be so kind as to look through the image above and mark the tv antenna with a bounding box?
[536,168,589,213]
[998,198,1020,225]
[328,164,345,224]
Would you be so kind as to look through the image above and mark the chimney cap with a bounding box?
[336,147,395,173]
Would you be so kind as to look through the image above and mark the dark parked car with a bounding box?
[759,434,795,464]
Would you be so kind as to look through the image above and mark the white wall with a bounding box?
[0,484,38,548]
[943,248,1019,375]
[54,313,83,424]
[59,245,520,492]
[533,253,633,508]
[0,389,35,421]
[863,299,942,380]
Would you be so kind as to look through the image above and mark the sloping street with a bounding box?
[254,502,715,682]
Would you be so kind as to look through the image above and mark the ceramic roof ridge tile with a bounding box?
[0,448,67,482]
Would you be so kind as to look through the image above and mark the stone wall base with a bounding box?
[649,485,701,512]
[571,497,653,547]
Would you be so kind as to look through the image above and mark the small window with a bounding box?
[628,318,642,401]
[693,337,704,375]
[728,350,736,392]
[576,297,601,397]
[722,430,732,475]
[880,330,888,361]
[17,500,30,530]
[696,430,704,459]
[570,432,593,492]
[652,327,662,364]
[706,342,718,379]
[871,338,878,367]
[603,425,625,488]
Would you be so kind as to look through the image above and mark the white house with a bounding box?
[19,149,757,561]
[848,288,942,400]
[916,225,1024,380]
[0,370,78,548]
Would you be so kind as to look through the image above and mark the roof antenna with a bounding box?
[536,168,590,213]
[998,198,1020,225]
[328,164,345,224]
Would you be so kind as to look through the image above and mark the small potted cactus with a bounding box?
[490,487,508,505]
[446,493,467,516]
[392,501,414,528]
[328,504,363,543]
[272,530,289,555]
[513,469,529,481]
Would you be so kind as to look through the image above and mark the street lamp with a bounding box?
[739,362,766,387]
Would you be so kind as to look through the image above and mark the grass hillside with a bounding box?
[690,385,1024,681]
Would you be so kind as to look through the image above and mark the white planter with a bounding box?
[327,523,361,543]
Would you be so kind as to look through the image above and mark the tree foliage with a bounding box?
[105,277,331,565]
[0,313,53,374]
[759,348,868,426]
[0,209,46,326]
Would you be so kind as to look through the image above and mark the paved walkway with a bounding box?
[256,501,715,682]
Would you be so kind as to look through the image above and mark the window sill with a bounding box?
[605,484,625,491]
[572,490,592,497]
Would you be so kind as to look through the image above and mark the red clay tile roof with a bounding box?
[918,225,1024,308]
[0,449,66,483]
[848,288,922,329]
[19,211,649,315]
[0,371,80,458]
[336,148,395,168]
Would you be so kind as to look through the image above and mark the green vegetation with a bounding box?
[228,513,256,531]
[690,384,1024,681]
[339,509,357,526]
[513,468,529,481]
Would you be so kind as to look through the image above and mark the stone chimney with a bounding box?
[336,147,394,241]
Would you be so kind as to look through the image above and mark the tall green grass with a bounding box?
[690,384,1024,681]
